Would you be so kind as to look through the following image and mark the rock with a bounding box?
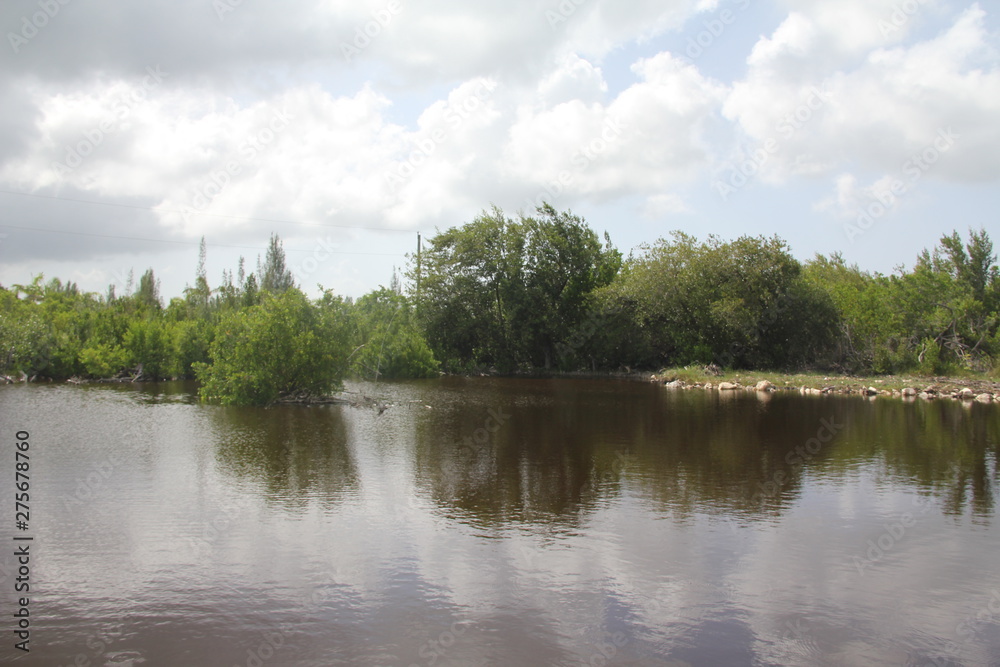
[862,386,878,396]
[919,392,934,400]
[959,388,975,399]
[718,382,739,390]
[800,387,822,395]
[664,380,686,389]
[901,387,917,396]
[755,380,775,392]
[975,393,992,403]
[703,383,714,390]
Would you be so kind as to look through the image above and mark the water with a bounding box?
[1,377,998,666]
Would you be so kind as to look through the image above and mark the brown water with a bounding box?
[1,377,998,666]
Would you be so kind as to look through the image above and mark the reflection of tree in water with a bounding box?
[210,404,358,509]
[411,379,999,525]
[411,381,834,527]
[837,399,999,518]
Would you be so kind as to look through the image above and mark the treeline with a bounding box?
[411,205,999,377]
[1,207,998,405]
[0,234,437,405]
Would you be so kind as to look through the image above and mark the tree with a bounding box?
[413,204,620,370]
[194,288,349,405]
[184,237,212,313]
[136,269,162,310]
[260,233,296,294]
[350,288,438,379]
[598,232,835,369]
[123,319,171,378]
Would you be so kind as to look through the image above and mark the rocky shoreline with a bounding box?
[650,372,1000,404]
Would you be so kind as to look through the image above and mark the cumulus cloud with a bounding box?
[0,0,997,295]
[721,3,1000,189]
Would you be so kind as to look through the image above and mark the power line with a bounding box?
[0,188,413,234]
[0,223,407,257]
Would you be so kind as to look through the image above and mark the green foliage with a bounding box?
[597,232,834,370]
[170,319,212,378]
[350,288,439,379]
[2,224,997,389]
[0,288,49,376]
[802,228,999,375]
[123,319,172,379]
[260,233,296,294]
[79,343,128,378]
[195,288,349,406]
[414,204,620,371]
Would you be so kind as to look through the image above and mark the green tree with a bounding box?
[260,233,296,294]
[123,318,172,379]
[597,232,832,369]
[414,204,620,370]
[136,268,162,310]
[351,288,439,379]
[195,288,348,405]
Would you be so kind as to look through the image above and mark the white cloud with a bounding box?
[722,3,1000,188]
[641,193,691,218]
[0,0,998,297]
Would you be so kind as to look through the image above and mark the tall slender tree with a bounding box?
[260,233,296,294]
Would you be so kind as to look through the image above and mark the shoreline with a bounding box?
[5,368,1000,405]
[649,367,1000,404]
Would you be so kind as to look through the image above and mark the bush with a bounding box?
[79,343,128,378]
[195,289,349,406]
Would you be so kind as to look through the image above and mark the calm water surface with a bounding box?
[1,377,998,666]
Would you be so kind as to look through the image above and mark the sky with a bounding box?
[0,0,998,300]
